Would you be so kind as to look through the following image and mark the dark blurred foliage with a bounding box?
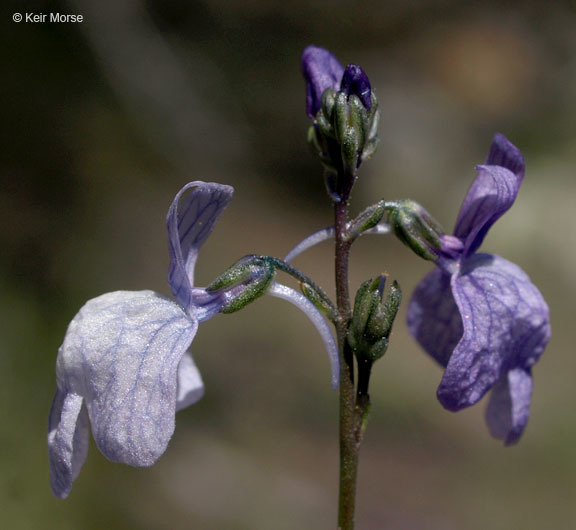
[2,0,576,528]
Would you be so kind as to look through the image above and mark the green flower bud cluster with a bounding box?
[348,275,402,363]
[308,89,379,201]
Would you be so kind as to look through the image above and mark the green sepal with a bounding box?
[386,200,444,261]
[300,282,338,322]
[206,255,276,314]
[316,113,335,139]
[356,396,371,436]
[366,337,389,362]
[307,125,322,154]
[348,95,368,150]
[333,92,349,144]
[207,254,258,291]
[346,199,387,241]
[348,278,378,351]
[320,88,337,125]
[361,92,379,161]
[367,280,402,341]
[333,92,360,176]
[220,265,275,313]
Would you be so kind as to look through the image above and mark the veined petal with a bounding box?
[186,286,233,322]
[176,352,205,411]
[167,181,234,313]
[56,290,198,467]
[453,164,521,257]
[302,46,344,118]
[437,254,550,411]
[485,368,533,445]
[48,390,89,499]
[406,267,463,367]
[485,133,525,181]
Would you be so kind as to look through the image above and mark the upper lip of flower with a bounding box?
[167,180,235,318]
[302,45,345,118]
[450,132,525,260]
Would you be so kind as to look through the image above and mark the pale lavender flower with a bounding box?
[48,181,338,498]
[302,45,371,118]
[407,134,551,445]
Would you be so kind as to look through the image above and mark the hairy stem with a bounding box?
[334,198,359,530]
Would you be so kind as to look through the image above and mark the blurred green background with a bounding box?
[2,0,575,528]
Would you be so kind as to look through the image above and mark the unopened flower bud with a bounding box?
[302,46,379,202]
[340,64,372,111]
[346,199,387,240]
[206,255,275,313]
[348,275,402,363]
[386,200,444,261]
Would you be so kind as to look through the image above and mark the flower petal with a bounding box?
[167,181,234,313]
[485,368,533,445]
[406,267,463,367]
[340,64,372,110]
[176,352,205,411]
[302,46,344,118]
[437,254,550,411]
[485,133,525,180]
[56,290,198,467]
[453,164,521,257]
[48,390,90,499]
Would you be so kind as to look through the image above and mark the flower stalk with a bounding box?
[334,197,358,530]
[301,44,380,528]
[334,195,372,529]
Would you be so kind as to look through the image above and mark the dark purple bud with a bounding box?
[340,64,372,110]
[302,46,344,118]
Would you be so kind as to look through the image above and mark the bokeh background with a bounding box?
[2,0,576,528]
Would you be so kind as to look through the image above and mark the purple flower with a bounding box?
[302,45,371,118]
[48,182,235,498]
[407,134,550,445]
[48,181,339,498]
